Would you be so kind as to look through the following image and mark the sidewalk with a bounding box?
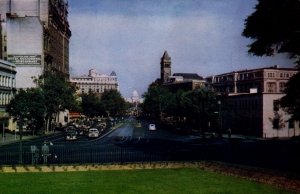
[0,132,36,146]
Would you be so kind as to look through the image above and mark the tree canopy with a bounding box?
[39,72,78,115]
[81,92,105,117]
[6,88,46,134]
[81,90,128,118]
[243,0,300,121]
[142,83,219,133]
[101,90,128,117]
[142,84,173,120]
[7,72,78,133]
[280,72,300,120]
[242,0,300,65]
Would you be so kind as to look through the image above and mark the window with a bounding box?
[279,82,286,93]
[267,82,277,93]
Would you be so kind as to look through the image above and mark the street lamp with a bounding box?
[218,100,222,137]
[2,122,4,143]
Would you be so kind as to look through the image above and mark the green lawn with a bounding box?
[0,168,295,194]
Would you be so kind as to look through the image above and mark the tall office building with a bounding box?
[0,0,71,88]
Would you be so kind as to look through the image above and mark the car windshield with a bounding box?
[67,130,76,134]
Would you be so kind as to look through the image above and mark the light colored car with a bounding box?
[88,128,99,138]
[148,124,156,131]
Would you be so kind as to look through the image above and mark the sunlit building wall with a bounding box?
[70,69,119,95]
[207,66,300,138]
[0,0,71,89]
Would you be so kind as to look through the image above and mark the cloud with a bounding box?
[70,13,221,95]
[69,1,295,98]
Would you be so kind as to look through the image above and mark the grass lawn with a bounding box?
[0,168,295,194]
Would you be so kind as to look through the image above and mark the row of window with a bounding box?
[214,72,263,83]
[79,84,117,89]
[269,72,296,79]
[266,82,286,93]
[214,71,297,84]
[76,81,117,85]
[0,75,15,88]
[0,92,13,105]
[74,78,117,82]
[81,87,117,94]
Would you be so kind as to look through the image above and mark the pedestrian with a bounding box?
[228,128,232,138]
[41,142,49,165]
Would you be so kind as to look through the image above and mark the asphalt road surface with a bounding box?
[0,117,300,174]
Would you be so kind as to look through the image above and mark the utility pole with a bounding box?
[18,121,23,164]
[218,100,222,137]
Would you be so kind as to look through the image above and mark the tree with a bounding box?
[242,0,300,65]
[142,84,173,120]
[280,72,300,120]
[243,0,300,120]
[7,88,46,133]
[183,88,218,136]
[101,90,127,117]
[6,88,46,163]
[81,92,106,117]
[37,72,77,132]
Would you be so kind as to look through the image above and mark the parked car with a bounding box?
[65,130,77,141]
[88,128,100,138]
[148,124,156,131]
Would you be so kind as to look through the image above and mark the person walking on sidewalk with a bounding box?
[41,142,50,164]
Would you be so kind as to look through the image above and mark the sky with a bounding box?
[68,0,296,98]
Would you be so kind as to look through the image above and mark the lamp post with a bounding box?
[2,122,4,143]
[218,100,222,137]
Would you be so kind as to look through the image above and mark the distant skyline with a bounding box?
[69,0,296,98]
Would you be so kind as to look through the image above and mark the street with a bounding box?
[0,117,300,174]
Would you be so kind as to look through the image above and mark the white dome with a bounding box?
[132,90,139,98]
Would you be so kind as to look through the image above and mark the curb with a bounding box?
[0,162,199,173]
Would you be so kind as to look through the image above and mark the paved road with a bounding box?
[0,117,300,174]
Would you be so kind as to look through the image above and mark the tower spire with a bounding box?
[160,50,171,84]
[162,50,171,60]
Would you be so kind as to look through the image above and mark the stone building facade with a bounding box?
[70,69,119,95]
[0,0,71,88]
[160,51,206,91]
[0,59,16,130]
[207,66,300,138]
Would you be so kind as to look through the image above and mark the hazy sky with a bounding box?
[69,0,295,98]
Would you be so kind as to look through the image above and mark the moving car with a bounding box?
[88,128,100,138]
[65,130,77,141]
[148,124,156,131]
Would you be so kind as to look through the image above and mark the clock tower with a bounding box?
[160,51,171,83]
